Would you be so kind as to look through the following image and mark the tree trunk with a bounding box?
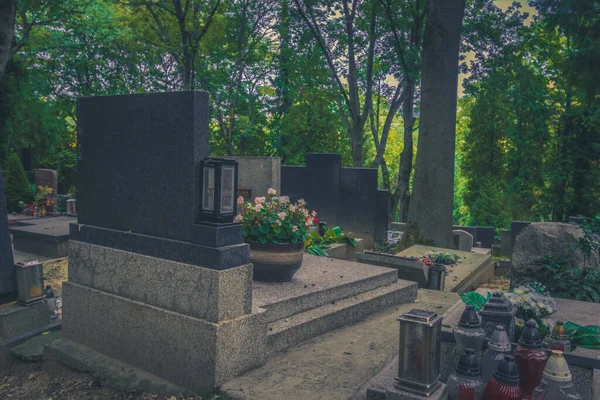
[182,49,193,90]
[0,0,16,83]
[394,81,415,223]
[351,123,364,167]
[402,0,465,249]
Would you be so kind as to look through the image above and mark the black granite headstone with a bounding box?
[0,173,17,297]
[77,92,209,242]
[74,92,248,270]
[475,226,495,248]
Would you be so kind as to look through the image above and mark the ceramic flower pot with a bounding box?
[250,241,304,282]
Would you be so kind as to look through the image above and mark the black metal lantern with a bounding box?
[479,292,517,342]
[426,264,446,291]
[200,158,238,223]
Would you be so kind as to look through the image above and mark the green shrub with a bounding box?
[4,152,33,212]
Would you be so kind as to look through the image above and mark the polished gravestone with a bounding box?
[50,92,263,395]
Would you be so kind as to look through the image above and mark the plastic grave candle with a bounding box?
[483,355,522,400]
[532,350,581,400]
[447,348,485,400]
[479,292,517,341]
[545,321,571,353]
[482,326,513,382]
[395,309,443,396]
[515,320,549,399]
[453,305,486,364]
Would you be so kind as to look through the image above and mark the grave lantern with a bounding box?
[396,309,443,396]
[426,264,446,291]
[479,292,517,341]
[200,158,238,223]
[14,260,44,306]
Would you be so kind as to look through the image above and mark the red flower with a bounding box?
[313,217,320,224]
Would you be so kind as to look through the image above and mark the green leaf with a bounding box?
[568,324,600,349]
[309,232,323,241]
[258,236,268,244]
[308,245,328,257]
[459,291,492,312]
[332,226,342,237]
[259,223,271,234]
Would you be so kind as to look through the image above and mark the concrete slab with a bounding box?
[44,338,190,396]
[0,301,51,338]
[220,290,459,400]
[254,254,399,322]
[396,245,494,293]
[11,329,61,361]
[325,239,365,261]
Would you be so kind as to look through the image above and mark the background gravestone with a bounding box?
[0,174,16,298]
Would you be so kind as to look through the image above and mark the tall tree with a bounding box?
[0,0,16,83]
[292,0,377,167]
[403,0,466,248]
[130,0,221,90]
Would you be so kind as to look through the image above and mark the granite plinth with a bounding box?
[189,222,243,247]
[0,302,50,338]
[323,239,365,261]
[11,224,69,258]
[0,173,16,295]
[61,282,267,394]
[253,254,399,323]
[69,240,252,322]
[226,157,281,203]
[77,91,209,242]
[70,223,249,270]
[356,252,429,287]
[396,245,494,293]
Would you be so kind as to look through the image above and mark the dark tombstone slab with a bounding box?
[375,190,390,243]
[0,174,17,299]
[305,153,341,226]
[475,226,495,248]
[339,168,377,234]
[77,92,209,242]
[75,91,247,270]
[510,221,531,251]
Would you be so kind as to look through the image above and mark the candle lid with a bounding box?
[459,306,481,328]
[518,320,543,349]
[551,321,569,340]
[456,348,481,377]
[488,325,511,352]
[493,355,520,386]
[543,351,573,382]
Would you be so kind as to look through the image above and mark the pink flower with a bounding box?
[254,196,266,205]
[298,199,306,206]
[267,188,277,196]
[302,209,309,217]
[234,214,243,223]
[277,196,290,203]
[237,196,245,205]
[278,211,287,220]
[255,204,263,211]
[305,218,313,227]
[276,220,282,226]
[292,225,298,232]
[289,205,297,212]
[311,210,317,217]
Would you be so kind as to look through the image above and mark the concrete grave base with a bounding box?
[356,252,429,287]
[61,281,267,394]
[324,239,365,261]
[0,301,50,339]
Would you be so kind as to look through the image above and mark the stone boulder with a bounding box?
[511,222,600,285]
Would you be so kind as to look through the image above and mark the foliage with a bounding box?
[304,225,357,257]
[576,214,600,258]
[564,322,600,350]
[236,188,316,244]
[459,291,491,312]
[35,186,53,203]
[4,152,33,213]
[374,231,402,254]
[506,283,557,338]
[537,256,600,303]
[420,251,457,266]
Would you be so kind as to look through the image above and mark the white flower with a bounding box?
[234,214,243,223]
[289,205,297,212]
[515,318,525,328]
[298,199,306,206]
[278,211,287,220]
[267,188,277,195]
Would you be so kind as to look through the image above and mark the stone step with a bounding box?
[254,255,400,323]
[267,279,417,354]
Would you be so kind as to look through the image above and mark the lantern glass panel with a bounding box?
[202,166,215,211]
[220,165,235,214]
